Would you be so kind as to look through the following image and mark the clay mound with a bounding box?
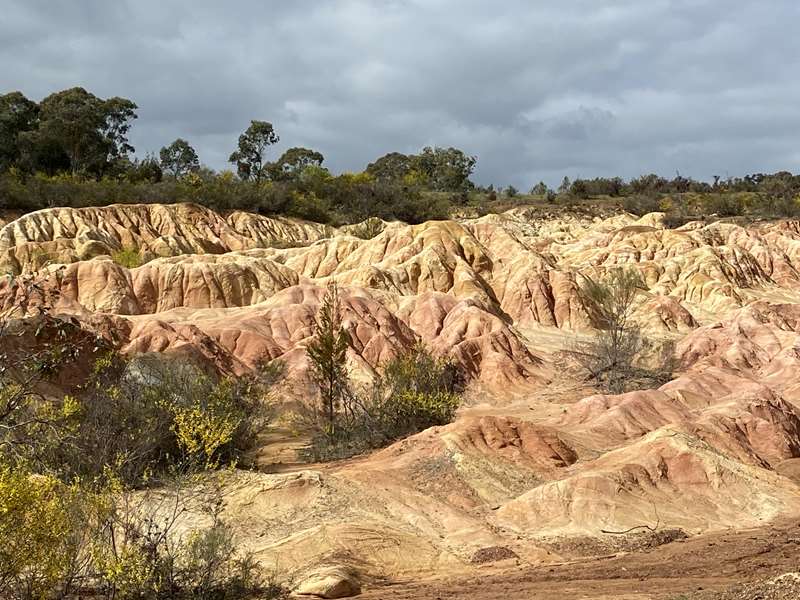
[11,204,800,394]
[157,469,476,579]
[496,429,800,536]
[120,317,252,375]
[8,203,800,589]
[326,221,497,307]
[677,301,800,375]
[1,238,101,275]
[263,236,367,279]
[547,214,800,322]
[0,203,242,255]
[402,293,544,387]
[444,416,578,474]
[637,294,698,332]
[42,253,298,314]
[11,206,800,332]
[0,203,331,274]
[10,205,800,394]
[491,253,589,330]
[691,396,800,467]
[117,285,542,389]
[560,389,695,444]
[224,210,332,247]
[326,415,574,510]
[201,459,558,578]
[560,226,702,268]
[557,370,800,465]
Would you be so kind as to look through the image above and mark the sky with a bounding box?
[1,0,799,189]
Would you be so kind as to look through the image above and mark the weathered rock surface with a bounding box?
[4,203,800,587]
[295,566,361,598]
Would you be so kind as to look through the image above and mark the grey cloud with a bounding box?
[1,0,798,188]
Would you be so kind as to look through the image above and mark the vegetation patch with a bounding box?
[111,246,144,269]
[302,282,462,461]
[570,268,676,394]
[0,301,288,599]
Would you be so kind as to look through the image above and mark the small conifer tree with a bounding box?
[306,281,351,431]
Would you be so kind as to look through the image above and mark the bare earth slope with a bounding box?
[3,203,800,598]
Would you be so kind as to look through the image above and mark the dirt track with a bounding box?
[359,520,800,599]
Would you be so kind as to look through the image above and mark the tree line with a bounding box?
[0,87,478,224]
[2,87,800,225]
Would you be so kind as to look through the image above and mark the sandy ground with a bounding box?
[358,520,800,599]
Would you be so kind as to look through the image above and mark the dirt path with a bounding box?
[358,520,800,599]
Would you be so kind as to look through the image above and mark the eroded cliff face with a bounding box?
[4,202,800,581]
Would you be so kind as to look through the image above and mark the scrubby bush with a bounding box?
[530,181,549,196]
[348,217,384,240]
[570,268,678,393]
[758,189,800,218]
[0,465,109,600]
[91,476,289,600]
[0,312,111,469]
[60,355,279,484]
[701,193,746,217]
[572,268,645,394]
[0,169,453,226]
[303,282,461,460]
[285,191,331,223]
[0,466,290,600]
[111,246,143,269]
[305,338,462,461]
[2,343,279,486]
[0,310,289,599]
[622,194,661,216]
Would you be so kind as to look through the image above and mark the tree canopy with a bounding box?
[228,120,279,182]
[20,87,137,176]
[269,146,324,181]
[366,147,476,191]
[366,152,413,182]
[0,91,38,172]
[159,138,200,178]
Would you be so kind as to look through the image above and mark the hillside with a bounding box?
[3,202,800,598]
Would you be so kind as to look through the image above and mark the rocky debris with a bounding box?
[470,546,519,564]
[694,572,800,600]
[295,566,361,598]
[540,528,688,558]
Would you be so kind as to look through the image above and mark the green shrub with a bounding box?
[286,191,332,223]
[348,217,384,240]
[24,354,280,486]
[111,247,143,269]
[0,465,110,600]
[0,170,454,226]
[305,343,462,461]
[761,193,800,218]
[0,466,290,600]
[701,193,746,217]
[94,502,288,600]
[622,194,661,216]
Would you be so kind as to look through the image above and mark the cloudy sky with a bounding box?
[2,0,798,188]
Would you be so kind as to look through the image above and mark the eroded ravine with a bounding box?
[3,203,800,592]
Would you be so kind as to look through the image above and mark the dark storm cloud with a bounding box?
[1,0,799,188]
